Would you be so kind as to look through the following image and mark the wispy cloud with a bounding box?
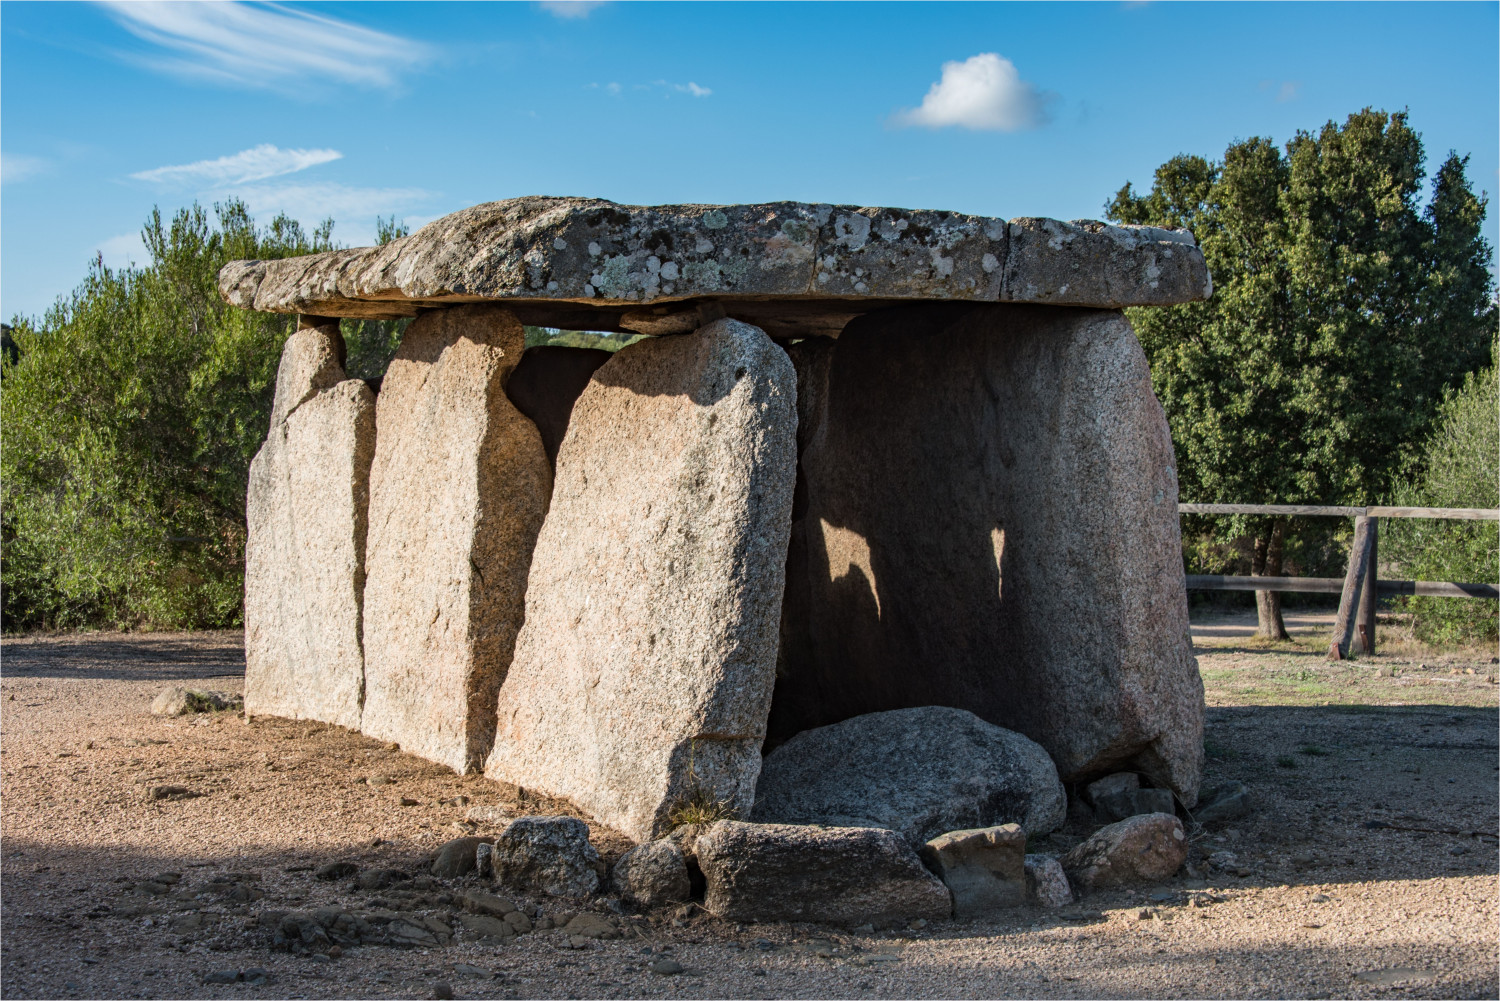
[593,79,711,99]
[1,153,47,185]
[893,53,1054,132]
[130,144,342,186]
[98,1,434,91]
[674,81,711,98]
[1259,79,1302,103]
[538,1,608,18]
[232,182,432,223]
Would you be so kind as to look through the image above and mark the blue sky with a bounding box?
[3,1,1496,322]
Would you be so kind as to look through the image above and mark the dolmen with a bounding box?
[223,197,1209,844]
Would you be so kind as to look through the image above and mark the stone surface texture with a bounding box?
[360,305,552,774]
[217,197,1211,322]
[694,821,952,926]
[483,319,797,843]
[1060,813,1188,892]
[244,321,375,731]
[769,304,1204,802]
[919,824,1027,917]
[150,687,243,717]
[1023,854,1074,907]
[611,840,692,909]
[490,816,602,898]
[753,707,1066,844]
[431,836,491,878]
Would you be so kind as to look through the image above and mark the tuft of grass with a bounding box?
[1298,744,1331,757]
[666,785,738,829]
[1275,755,1299,769]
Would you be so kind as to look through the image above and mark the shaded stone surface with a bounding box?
[431,837,491,878]
[484,319,796,843]
[360,305,551,774]
[490,816,602,898]
[244,320,375,731]
[611,840,692,909]
[919,824,1027,917]
[1061,813,1188,892]
[769,303,1204,802]
[1024,854,1074,907]
[753,707,1065,843]
[217,197,1211,324]
[694,821,952,926]
[504,346,613,467]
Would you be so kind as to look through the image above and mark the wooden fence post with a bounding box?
[1353,517,1379,654]
[1328,516,1375,660]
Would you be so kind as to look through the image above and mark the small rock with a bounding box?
[152,687,242,717]
[458,913,514,939]
[463,889,519,916]
[431,837,491,878]
[613,839,692,909]
[490,816,602,898]
[356,869,405,890]
[1023,854,1074,908]
[650,959,684,975]
[1085,772,1139,802]
[1193,781,1251,824]
[1352,968,1437,986]
[1310,893,1330,903]
[400,797,420,807]
[315,862,359,881]
[465,804,510,826]
[452,964,489,978]
[1061,814,1187,892]
[204,970,240,984]
[920,824,1026,916]
[149,785,200,801]
[242,968,270,986]
[694,821,952,926]
[563,913,617,939]
[503,910,532,933]
[368,775,393,786]
[475,842,494,879]
[1448,844,1469,856]
[432,981,455,999]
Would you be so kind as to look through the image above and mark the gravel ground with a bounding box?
[1,630,1496,1000]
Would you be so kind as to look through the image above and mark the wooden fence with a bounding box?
[1179,504,1499,659]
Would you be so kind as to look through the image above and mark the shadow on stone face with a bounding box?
[504,346,613,467]
[768,302,1203,800]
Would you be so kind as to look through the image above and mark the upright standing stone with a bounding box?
[484,319,797,843]
[244,318,375,731]
[771,303,1204,802]
[360,305,551,773]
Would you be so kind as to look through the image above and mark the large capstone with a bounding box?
[360,305,552,773]
[753,707,1065,843]
[244,318,375,731]
[484,318,797,843]
[217,198,1211,327]
[770,304,1204,802]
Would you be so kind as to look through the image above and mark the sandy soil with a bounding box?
[1,629,1496,1000]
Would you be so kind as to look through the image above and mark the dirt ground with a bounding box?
[1,623,1496,1000]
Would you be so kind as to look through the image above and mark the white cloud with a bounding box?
[1,153,47,184]
[130,144,343,186]
[1277,81,1301,103]
[538,1,607,18]
[98,1,434,91]
[675,82,711,98]
[231,182,432,223]
[95,232,146,270]
[893,53,1054,132]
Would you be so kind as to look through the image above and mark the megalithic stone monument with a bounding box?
[244,317,376,730]
[221,197,1212,832]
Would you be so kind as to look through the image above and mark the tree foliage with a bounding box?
[1107,109,1495,636]
[1384,358,1499,643]
[1,201,401,631]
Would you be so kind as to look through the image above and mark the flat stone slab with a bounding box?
[217,197,1211,330]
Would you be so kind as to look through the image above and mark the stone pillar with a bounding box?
[771,303,1203,803]
[360,305,552,774]
[485,318,797,842]
[244,317,376,730]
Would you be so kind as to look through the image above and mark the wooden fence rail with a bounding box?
[1179,503,1499,659]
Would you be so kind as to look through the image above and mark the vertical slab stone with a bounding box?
[771,303,1203,803]
[485,318,797,843]
[244,318,375,730]
[360,305,552,773]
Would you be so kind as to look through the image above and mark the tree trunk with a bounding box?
[1252,519,1290,640]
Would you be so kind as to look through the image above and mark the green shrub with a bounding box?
[1384,358,1499,644]
[1,201,401,632]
